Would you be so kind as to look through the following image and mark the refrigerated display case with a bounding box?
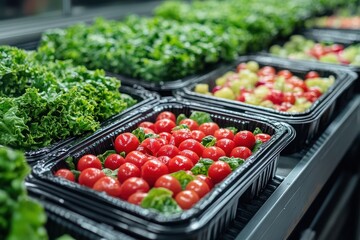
[1,1,360,239]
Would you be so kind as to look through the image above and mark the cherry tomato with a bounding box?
[141,159,169,186]
[117,162,141,183]
[157,144,180,158]
[330,44,344,53]
[128,192,148,205]
[179,119,199,131]
[179,150,200,165]
[120,177,150,200]
[139,127,155,134]
[136,145,152,155]
[168,155,194,173]
[158,132,172,143]
[308,87,322,98]
[157,155,171,165]
[202,146,226,161]
[104,154,125,170]
[267,89,284,105]
[124,151,148,169]
[304,91,319,102]
[233,130,256,149]
[305,71,320,79]
[287,76,307,91]
[215,138,236,156]
[54,169,75,182]
[175,190,200,210]
[208,161,232,184]
[236,63,247,73]
[154,119,176,133]
[178,139,205,157]
[230,146,252,159]
[258,66,276,76]
[277,70,293,79]
[156,111,176,122]
[154,175,182,197]
[77,154,102,171]
[198,122,220,136]
[93,176,122,198]
[185,179,210,198]
[138,122,156,132]
[255,133,271,143]
[78,168,106,188]
[155,138,167,147]
[283,92,296,105]
[196,174,214,189]
[191,130,206,142]
[114,133,140,154]
[140,138,162,155]
[172,129,192,146]
[214,128,234,140]
[146,155,158,161]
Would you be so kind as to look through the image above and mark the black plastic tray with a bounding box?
[25,84,159,165]
[29,98,295,240]
[174,55,357,154]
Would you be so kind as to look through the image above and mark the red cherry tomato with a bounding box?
[287,76,307,91]
[139,127,155,134]
[283,92,296,105]
[154,175,182,197]
[128,192,148,205]
[258,66,276,76]
[196,174,214,189]
[93,176,122,198]
[267,89,284,105]
[157,145,180,158]
[202,146,226,161]
[185,179,210,198]
[178,139,205,157]
[78,168,106,188]
[104,154,125,170]
[154,119,177,133]
[138,122,156,132]
[136,145,152,155]
[124,151,148,169]
[158,132,172,143]
[77,154,102,171]
[198,122,220,136]
[157,155,171,165]
[277,70,293,79]
[230,146,252,159]
[156,111,176,122]
[114,133,140,154]
[172,129,192,146]
[255,133,271,143]
[120,177,150,200]
[304,91,319,102]
[305,71,320,79]
[191,130,206,142]
[54,169,75,182]
[179,150,200,165]
[168,155,194,173]
[236,63,247,73]
[140,138,162,155]
[208,161,232,184]
[175,190,200,210]
[330,44,344,53]
[215,138,236,156]
[179,119,199,131]
[233,130,256,149]
[308,87,322,98]
[117,162,141,183]
[141,159,169,186]
[214,128,234,140]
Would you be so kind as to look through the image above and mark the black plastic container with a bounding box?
[25,84,159,165]
[29,98,295,240]
[174,55,357,154]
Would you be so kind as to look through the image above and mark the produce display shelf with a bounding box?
[227,95,360,240]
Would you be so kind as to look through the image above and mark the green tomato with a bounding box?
[194,84,209,94]
[214,87,236,100]
[246,61,259,72]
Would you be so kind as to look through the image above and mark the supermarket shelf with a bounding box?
[235,95,360,240]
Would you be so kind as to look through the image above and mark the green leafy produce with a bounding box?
[170,170,195,189]
[37,16,238,82]
[218,156,245,171]
[0,46,136,150]
[201,136,216,147]
[189,111,213,125]
[141,188,182,214]
[252,140,264,153]
[191,158,214,176]
[0,146,47,239]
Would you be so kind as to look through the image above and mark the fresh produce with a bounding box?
[0,46,136,150]
[306,7,360,29]
[194,61,335,113]
[270,35,360,66]
[37,16,238,82]
[0,146,47,239]
[55,111,271,214]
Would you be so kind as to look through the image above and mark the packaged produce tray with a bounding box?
[174,55,357,153]
[25,84,159,164]
[29,98,295,240]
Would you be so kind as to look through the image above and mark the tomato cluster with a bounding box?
[55,111,271,212]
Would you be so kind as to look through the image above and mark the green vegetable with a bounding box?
[201,136,216,147]
[253,127,263,135]
[97,150,117,165]
[141,188,182,214]
[176,114,187,125]
[172,124,190,131]
[132,128,146,143]
[252,140,263,153]
[102,168,118,178]
[189,111,213,125]
[218,156,244,171]
[226,127,238,134]
[191,158,214,175]
[0,146,47,239]
[170,170,195,189]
